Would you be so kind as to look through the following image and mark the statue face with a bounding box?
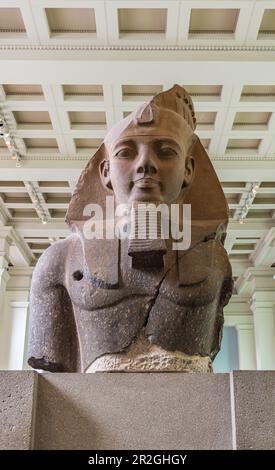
[102,134,194,205]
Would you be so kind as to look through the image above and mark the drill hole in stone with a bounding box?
[73,270,83,281]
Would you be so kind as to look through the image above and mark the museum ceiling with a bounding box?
[0,0,274,291]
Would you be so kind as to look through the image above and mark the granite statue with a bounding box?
[27,85,233,373]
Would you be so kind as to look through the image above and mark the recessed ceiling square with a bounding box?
[253,195,275,205]
[10,209,39,219]
[222,182,247,189]
[233,112,271,129]
[0,181,25,187]
[196,112,216,126]
[46,8,96,35]
[122,85,163,100]
[75,138,103,149]
[13,111,52,129]
[24,138,58,149]
[258,9,275,36]
[63,85,103,100]
[69,111,106,129]
[226,139,261,150]
[43,193,71,204]
[118,9,167,35]
[0,8,26,34]
[183,85,222,98]
[3,84,44,101]
[39,181,70,188]
[189,9,239,36]
[241,85,275,102]
[247,210,273,219]
[49,209,67,219]
[1,192,32,204]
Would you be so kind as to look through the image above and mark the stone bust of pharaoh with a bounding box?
[28,85,233,373]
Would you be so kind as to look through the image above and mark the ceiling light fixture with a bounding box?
[238,182,260,224]
[24,181,48,225]
[0,112,23,167]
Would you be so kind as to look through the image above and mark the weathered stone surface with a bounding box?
[0,371,37,450]
[0,371,274,450]
[28,85,233,374]
[34,372,233,450]
[233,371,275,450]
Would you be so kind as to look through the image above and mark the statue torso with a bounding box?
[64,235,231,372]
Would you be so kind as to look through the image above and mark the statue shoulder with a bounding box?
[32,234,76,288]
[178,238,232,287]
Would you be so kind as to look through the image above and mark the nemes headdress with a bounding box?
[66,85,229,285]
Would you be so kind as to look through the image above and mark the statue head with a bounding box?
[100,85,196,206]
[66,85,229,246]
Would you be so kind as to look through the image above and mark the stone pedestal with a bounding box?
[0,371,274,450]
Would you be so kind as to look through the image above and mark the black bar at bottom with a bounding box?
[0,450,272,466]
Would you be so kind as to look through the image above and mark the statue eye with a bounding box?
[158,146,178,159]
[115,148,135,159]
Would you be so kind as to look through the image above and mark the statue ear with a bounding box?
[99,159,113,191]
[182,134,196,189]
[182,155,195,189]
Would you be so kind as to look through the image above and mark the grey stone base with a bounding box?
[0,371,274,450]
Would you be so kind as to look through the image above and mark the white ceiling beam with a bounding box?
[11,218,274,238]
[0,158,275,181]
[0,57,275,84]
[12,220,69,238]
[229,220,274,237]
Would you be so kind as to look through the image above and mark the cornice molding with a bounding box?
[0,154,90,161]
[0,44,274,52]
[1,154,275,162]
[211,155,275,161]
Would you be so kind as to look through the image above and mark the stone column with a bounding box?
[0,236,11,314]
[2,267,33,370]
[224,295,256,370]
[249,269,275,371]
[0,235,11,369]
[250,297,275,370]
[236,324,257,370]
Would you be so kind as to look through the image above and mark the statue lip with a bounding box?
[133,177,160,189]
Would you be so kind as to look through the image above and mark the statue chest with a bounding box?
[66,243,219,312]
[65,236,225,312]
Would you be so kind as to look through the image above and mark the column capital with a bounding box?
[251,227,275,267]
[0,234,12,258]
[0,254,9,269]
[0,267,10,284]
[250,295,275,312]
[236,323,254,331]
[0,226,34,267]
[224,294,251,313]
[237,267,275,295]
[224,294,254,328]
[6,267,33,295]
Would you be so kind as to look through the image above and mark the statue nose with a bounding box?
[136,151,158,175]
